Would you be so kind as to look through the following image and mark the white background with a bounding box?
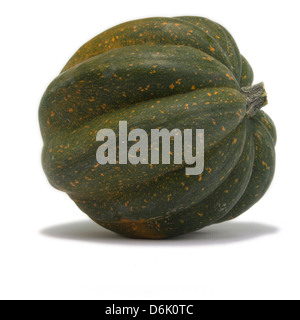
[1,0,299,300]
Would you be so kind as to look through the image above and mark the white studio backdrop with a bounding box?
[0,0,299,300]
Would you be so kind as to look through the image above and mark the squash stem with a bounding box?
[242,82,268,118]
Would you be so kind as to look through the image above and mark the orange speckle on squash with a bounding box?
[226,73,234,81]
[236,112,243,120]
[262,161,270,170]
[209,45,216,52]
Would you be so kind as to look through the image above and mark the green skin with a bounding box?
[39,16,276,239]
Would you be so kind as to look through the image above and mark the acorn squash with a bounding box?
[39,16,276,239]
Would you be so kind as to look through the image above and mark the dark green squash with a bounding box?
[39,16,276,239]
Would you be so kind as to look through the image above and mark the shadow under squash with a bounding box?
[40,219,279,246]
